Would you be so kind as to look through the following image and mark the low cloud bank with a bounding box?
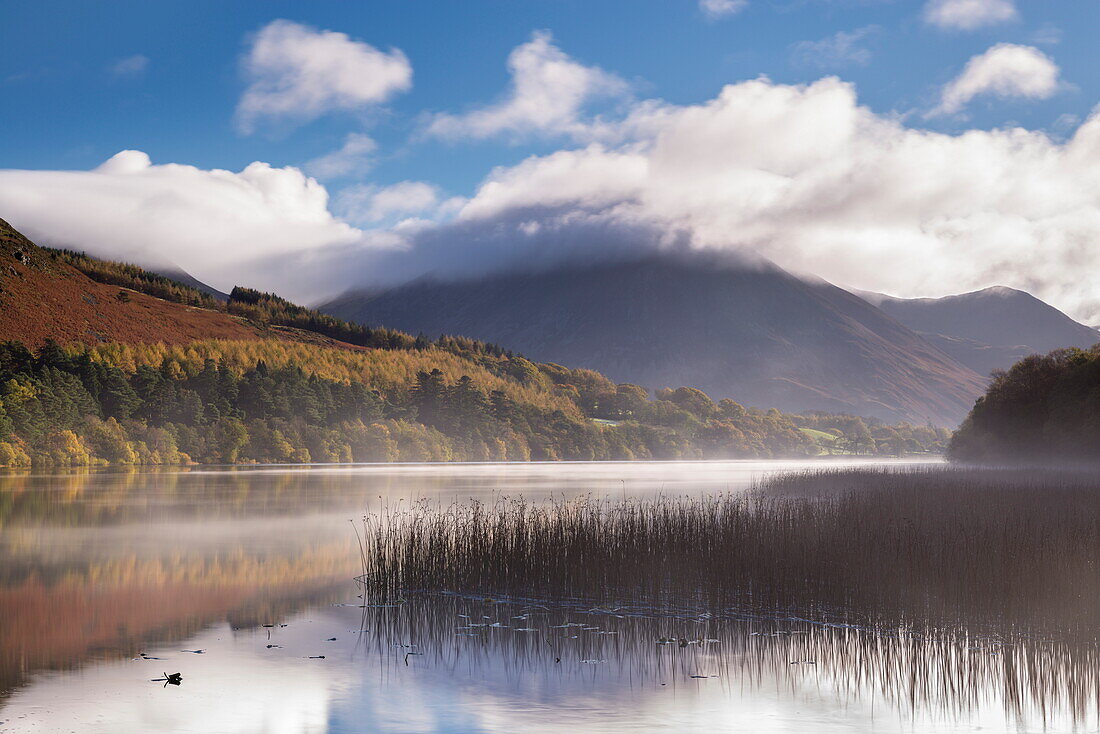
[0,150,361,302]
[3,75,1100,322]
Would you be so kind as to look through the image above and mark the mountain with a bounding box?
[322,255,987,426]
[153,267,230,301]
[3,218,941,466]
[858,287,1099,377]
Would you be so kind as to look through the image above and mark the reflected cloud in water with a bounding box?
[4,596,1095,733]
[8,460,1094,733]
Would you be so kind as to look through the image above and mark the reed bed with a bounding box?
[360,467,1100,633]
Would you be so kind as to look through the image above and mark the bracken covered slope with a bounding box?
[0,217,264,347]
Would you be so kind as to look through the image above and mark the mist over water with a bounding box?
[2,460,1097,733]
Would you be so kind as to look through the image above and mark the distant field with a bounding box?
[799,427,843,454]
[799,427,839,443]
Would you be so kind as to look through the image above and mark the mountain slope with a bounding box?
[154,267,230,301]
[323,255,987,426]
[0,218,262,347]
[859,287,1099,376]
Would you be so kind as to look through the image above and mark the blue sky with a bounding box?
[1,1,1099,320]
[3,0,1095,189]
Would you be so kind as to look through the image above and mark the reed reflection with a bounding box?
[357,592,1100,730]
[359,467,1100,729]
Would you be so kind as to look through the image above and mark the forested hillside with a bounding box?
[0,339,945,466]
[949,347,1100,463]
[0,218,945,466]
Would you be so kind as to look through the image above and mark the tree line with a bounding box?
[0,339,944,467]
[949,346,1100,463]
[49,248,512,357]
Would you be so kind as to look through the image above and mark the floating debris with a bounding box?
[580,659,607,664]
[181,649,205,654]
[307,655,326,659]
[326,637,337,641]
[789,661,817,665]
[266,644,282,649]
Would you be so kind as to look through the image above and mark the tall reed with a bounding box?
[360,468,1100,633]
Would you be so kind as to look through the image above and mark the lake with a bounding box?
[0,459,1088,733]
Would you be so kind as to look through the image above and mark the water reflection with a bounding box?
[6,461,914,692]
[360,593,1100,730]
[4,592,1099,733]
[19,459,1071,733]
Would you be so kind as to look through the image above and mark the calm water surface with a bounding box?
[2,459,1090,733]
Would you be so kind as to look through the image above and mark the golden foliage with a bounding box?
[69,339,584,418]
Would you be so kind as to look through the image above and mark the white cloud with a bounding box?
[305,133,377,179]
[0,150,361,301]
[934,44,1062,116]
[373,78,1100,324]
[7,75,1100,325]
[424,31,627,142]
[335,181,445,224]
[236,19,412,134]
[791,27,878,69]
[1032,23,1062,46]
[109,54,149,78]
[700,0,748,20]
[923,0,1017,30]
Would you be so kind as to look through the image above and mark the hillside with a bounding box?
[0,218,261,347]
[949,346,1100,463]
[323,255,987,426]
[154,267,230,301]
[859,287,1099,377]
[0,219,945,466]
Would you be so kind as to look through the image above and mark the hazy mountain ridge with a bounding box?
[858,287,1099,376]
[154,267,230,302]
[323,255,988,427]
